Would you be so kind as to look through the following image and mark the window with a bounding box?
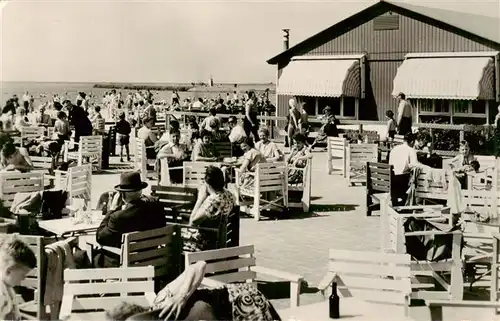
[419,99,433,112]
[452,100,469,114]
[318,97,341,116]
[373,13,399,31]
[343,97,356,117]
[435,100,449,113]
[472,100,486,114]
[297,97,316,116]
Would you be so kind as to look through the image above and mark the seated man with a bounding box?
[95,171,167,267]
[389,132,419,206]
[137,118,158,160]
[106,261,281,321]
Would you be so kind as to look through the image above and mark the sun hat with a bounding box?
[114,171,148,192]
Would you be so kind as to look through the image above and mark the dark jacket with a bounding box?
[96,196,166,248]
[69,105,92,135]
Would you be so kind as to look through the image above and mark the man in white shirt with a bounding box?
[228,116,246,157]
[137,118,158,159]
[192,98,204,110]
[396,92,413,135]
[389,132,419,206]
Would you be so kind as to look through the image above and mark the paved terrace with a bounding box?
[90,150,380,308]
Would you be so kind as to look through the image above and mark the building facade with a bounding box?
[268,1,500,126]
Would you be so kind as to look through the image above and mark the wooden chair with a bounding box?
[326,137,347,176]
[134,138,156,181]
[393,134,405,146]
[318,249,412,317]
[59,266,156,320]
[92,118,106,135]
[213,141,232,158]
[64,135,103,172]
[0,172,44,208]
[20,127,45,146]
[414,167,449,202]
[346,143,378,186]
[151,185,198,223]
[366,162,393,216]
[363,130,380,143]
[14,234,55,320]
[288,155,313,212]
[380,195,463,301]
[235,162,288,221]
[30,156,52,171]
[425,300,500,321]
[185,245,303,308]
[182,161,222,188]
[158,158,184,186]
[57,164,92,210]
[491,232,500,303]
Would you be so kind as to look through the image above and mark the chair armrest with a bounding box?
[59,294,74,320]
[426,300,500,308]
[251,266,303,283]
[464,233,494,241]
[405,230,462,237]
[101,245,121,255]
[201,277,226,288]
[392,205,444,211]
[145,292,157,306]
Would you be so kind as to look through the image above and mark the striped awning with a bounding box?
[392,56,495,100]
[277,58,361,98]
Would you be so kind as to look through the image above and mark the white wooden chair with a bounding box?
[56,164,92,210]
[64,135,103,172]
[0,172,44,208]
[20,127,45,146]
[425,300,500,321]
[380,195,464,301]
[288,155,313,212]
[134,138,156,182]
[182,161,222,187]
[346,143,378,186]
[326,137,347,176]
[491,232,500,304]
[394,134,405,146]
[59,266,156,320]
[93,118,106,135]
[158,158,187,186]
[318,249,412,317]
[235,162,288,221]
[185,245,303,308]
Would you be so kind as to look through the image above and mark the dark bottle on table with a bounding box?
[329,282,340,319]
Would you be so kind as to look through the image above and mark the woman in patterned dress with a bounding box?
[286,133,311,184]
[105,261,281,321]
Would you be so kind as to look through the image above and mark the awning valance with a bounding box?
[392,56,495,100]
[277,58,361,98]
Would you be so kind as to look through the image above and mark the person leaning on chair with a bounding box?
[388,132,419,206]
[94,171,167,268]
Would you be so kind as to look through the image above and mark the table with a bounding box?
[38,213,103,236]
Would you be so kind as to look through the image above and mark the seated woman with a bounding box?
[157,128,189,184]
[255,127,283,162]
[0,140,33,173]
[286,133,311,184]
[446,140,478,189]
[106,261,281,321]
[183,166,235,252]
[310,106,339,149]
[191,130,221,162]
[238,137,266,188]
[14,107,30,131]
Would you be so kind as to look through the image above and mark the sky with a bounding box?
[1,0,499,84]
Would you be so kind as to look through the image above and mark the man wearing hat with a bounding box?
[95,171,166,267]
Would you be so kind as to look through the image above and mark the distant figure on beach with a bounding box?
[244,91,259,142]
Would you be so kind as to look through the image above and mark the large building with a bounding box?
[267,0,500,126]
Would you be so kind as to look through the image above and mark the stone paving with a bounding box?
[90,150,381,308]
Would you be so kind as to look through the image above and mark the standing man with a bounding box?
[244,91,259,142]
[388,133,419,206]
[63,100,92,148]
[396,92,413,135]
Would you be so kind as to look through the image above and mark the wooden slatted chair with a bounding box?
[318,249,412,318]
[0,172,44,208]
[92,118,106,135]
[326,137,347,176]
[380,195,463,301]
[182,161,222,188]
[366,162,393,216]
[20,127,45,146]
[151,185,198,223]
[235,162,288,221]
[425,300,500,321]
[158,158,185,186]
[63,164,92,210]
[393,134,405,146]
[346,143,378,186]
[59,266,156,320]
[14,234,56,320]
[414,167,449,203]
[213,141,232,158]
[134,138,156,181]
[185,245,303,308]
[363,130,380,143]
[288,155,313,212]
[64,135,103,172]
[491,232,500,303]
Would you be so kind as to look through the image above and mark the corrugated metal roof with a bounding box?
[268,0,500,65]
[392,56,495,100]
[277,58,360,98]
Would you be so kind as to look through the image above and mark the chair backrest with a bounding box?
[62,266,154,316]
[21,127,45,142]
[66,164,92,210]
[185,245,257,284]
[328,249,411,306]
[415,167,449,201]
[183,162,222,187]
[492,233,500,302]
[213,141,232,158]
[367,162,393,194]
[122,226,181,280]
[94,118,105,134]
[30,156,52,170]
[363,130,380,143]
[346,144,378,184]
[135,138,147,181]
[255,162,287,193]
[394,135,405,146]
[150,185,198,223]
[79,135,103,156]
[0,172,44,207]
[327,137,347,159]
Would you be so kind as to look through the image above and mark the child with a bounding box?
[115,112,131,162]
[386,110,397,141]
[0,235,37,320]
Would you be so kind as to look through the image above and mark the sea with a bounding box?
[0,81,275,108]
